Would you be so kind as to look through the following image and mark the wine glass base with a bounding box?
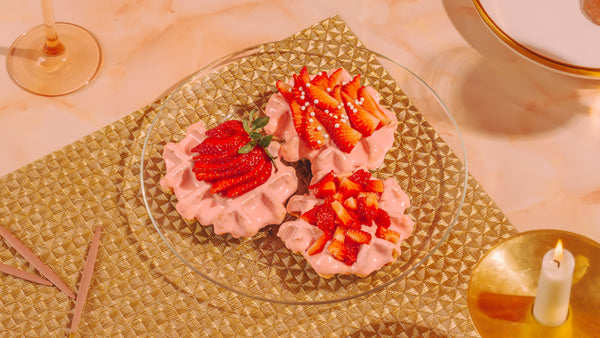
[6,22,102,97]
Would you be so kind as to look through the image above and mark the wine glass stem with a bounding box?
[41,0,64,57]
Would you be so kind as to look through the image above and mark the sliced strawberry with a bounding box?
[357,192,379,222]
[224,159,272,197]
[309,171,337,198]
[342,92,379,137]
[338,176,362,198]
[194,148,263,182]
[374,208,391,228]
[289,100,308,143]
[313,107,362,153]
[341,74,361,99]
[310,71,329,90]
[192,133,249,156]
[296,66,311,87]
[305,84,341,113]
[209,153,270,195]
[328,68,343,89]
[348,169,372,185]
[315,203,336,234]
[276,80,300,103]
[327,239,347,263]
[304,106,328,149]
[204,120,245,139]
[330,200,359,229]
[345,228,371,245]
[307,232,331,256]
[357,87,391,126]
[375,226,400,244]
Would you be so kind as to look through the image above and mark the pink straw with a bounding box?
[70,225,102,334]
[0,262,52,286]
[0,224,75,298]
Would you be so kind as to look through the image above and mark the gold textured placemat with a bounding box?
[0,16,514,337]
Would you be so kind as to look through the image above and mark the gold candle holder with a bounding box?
[468,230,600,337]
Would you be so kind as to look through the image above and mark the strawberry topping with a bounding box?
[191,112,277,198]
[300,169,401,266]
[275,67,392,154]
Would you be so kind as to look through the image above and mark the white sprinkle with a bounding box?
[329,113,333,117]
[326,87,331,92]
[299,87,303,91]
[305,102,310,107]
[288,88,292,92]
[355,99,360,105]
[301,106,306,111]
[324,134,329,139]
[347,102,353,107]
[337,104,343,109]
[309,118,314,123]
[306,83,311,87]
[324,109,329,114]
[317,140,322,144]
[353,108,358,113]
[334,123,340,128]
[314,99,319,104]
[316,126,322,131]
[309,111,315,117]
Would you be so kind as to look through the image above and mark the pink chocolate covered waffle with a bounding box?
[160,114,298,238]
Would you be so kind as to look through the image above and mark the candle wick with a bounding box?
[553,259,561,268]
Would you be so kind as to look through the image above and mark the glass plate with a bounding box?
[140,39,468,304]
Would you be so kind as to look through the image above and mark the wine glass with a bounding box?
[6,0,102,96]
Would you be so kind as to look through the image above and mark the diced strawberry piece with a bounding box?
[328,68,343,89]
[310,71,329,90]
[327,238,347,263]
[338,176,362,198]
[300,206,319,225]
[305,84,341,112]
[330,200,359,229]
[348,169,372,185]
[343,196,358,211]
[315,203,336,234]
[342,238,360,265]
[375,226,400,244]
[345,228,371,245]
[357,87,391,126]
[333,225,346,242]
[307,232,331,256]
[204,120,245,139]
[342,92,379,137]
[374,208,391,228]
[313,108,362,153]
[364,179,384,193]
[341,74,361,99]
[309,171,337,198]
[357,192,379,222]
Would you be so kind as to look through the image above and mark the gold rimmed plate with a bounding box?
[473,0,600,78]
[140,39,468,304]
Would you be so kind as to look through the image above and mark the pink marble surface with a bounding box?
[0,0,599,244]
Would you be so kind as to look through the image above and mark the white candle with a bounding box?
[532,240,575,327]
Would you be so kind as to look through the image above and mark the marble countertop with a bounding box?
[1,0,599,244]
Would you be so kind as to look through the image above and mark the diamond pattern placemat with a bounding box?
[0,16,514,337]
